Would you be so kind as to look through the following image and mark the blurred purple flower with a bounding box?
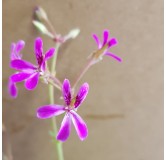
[37,79,89,142]
[10,40,25,60]
[8,40,25,98]
[93,29,122,62]
[8,37,55,98]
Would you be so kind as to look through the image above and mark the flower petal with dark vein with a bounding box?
[37,79,89,141]
[8,37,55,98]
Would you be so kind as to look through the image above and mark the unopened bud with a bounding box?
[32,20,54,38]
[64,28,80,41]
[34,6,48,21]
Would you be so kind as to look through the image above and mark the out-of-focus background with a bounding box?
[2,0,163,160]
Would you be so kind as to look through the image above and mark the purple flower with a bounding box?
[37,79,89,142]
[92,29,122,62]
[8,40,25,98]
[8,37,55,98]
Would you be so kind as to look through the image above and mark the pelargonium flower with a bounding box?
[37,79,89,142]
[8,40,25,98]
[9,37,55,98]
[92,29,122,63]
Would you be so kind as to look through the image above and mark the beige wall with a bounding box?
[3,0,163,160]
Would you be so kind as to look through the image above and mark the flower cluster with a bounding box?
[8,29,121,142]
[33,6,80,44]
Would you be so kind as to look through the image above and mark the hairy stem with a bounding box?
[72,58,93,89]
[44,17,57,36]
[49,74,62,87]
[48,79,61,91]
[49,42,64,160]
[51,43,61,76]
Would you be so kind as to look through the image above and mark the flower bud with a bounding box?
[32,20,54,38]
[63,28,80,41]
[34,6,48,21]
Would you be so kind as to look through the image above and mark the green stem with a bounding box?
[51,43,61,76]
[48,79,61,91]
[48,42,64,160]
[72,58,93,89]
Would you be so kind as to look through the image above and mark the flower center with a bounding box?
[65,97,76,112]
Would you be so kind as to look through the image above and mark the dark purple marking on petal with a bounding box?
[102,30,109,46]
[70,111,88,141]
[10,59,37,70]
[74,83,89,108]
[108,38,118,48]
[8,79,17,98]
[11,72,32,82]
[105,52,122,62]
[92,34,101,48]
[37,105,65,119]
[24,72,40,90]
[62,79,71,106]
[57,113,71,142]
[44,48,55,61]
[34,37,43,66]
[40,48,55,72]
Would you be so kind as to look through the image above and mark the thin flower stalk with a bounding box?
[49,42,64,160]
[72,29,122,89]
[72,58,93,89]
[51,42,61,76]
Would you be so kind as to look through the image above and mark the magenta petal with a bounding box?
[37,105,65,119]
[74,83,89,108]
[92,34,101,48]
[16,40,25,53]
[105,52,122,62]
[24,72,39,90]
[10,59,37,70]
[108,38,118,48]
[34,37,43,66]
[70,111,88,141]
[11,72,32,82]
[41,61,46,72]
[10,43,16,60]
[102,30,109,46]
[62,79,71,106]
[40,48,55,71]
[44,48,55,61]
[8,79,17,98]
[10,43,15,53]
[57,113,71,142]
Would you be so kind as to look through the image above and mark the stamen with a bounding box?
[92,44,108,59]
